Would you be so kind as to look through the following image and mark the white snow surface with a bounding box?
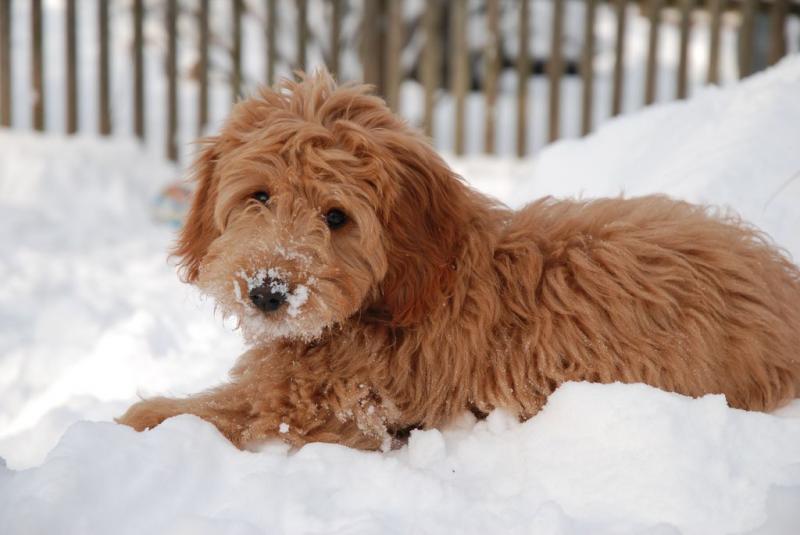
[2,56,800,534]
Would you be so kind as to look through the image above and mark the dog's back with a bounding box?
[496,195,800,411]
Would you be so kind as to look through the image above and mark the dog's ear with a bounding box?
[378,134,473,327]
[173,139,222,283]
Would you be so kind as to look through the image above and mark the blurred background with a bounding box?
[1,0,799,163]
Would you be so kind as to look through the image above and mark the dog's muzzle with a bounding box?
[249,278,286,313]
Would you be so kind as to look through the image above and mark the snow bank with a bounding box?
[2,56,800,534]
[2,383,799,535]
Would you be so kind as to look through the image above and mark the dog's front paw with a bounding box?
[116,397,184,432]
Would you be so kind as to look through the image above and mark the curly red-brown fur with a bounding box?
[119,70,800,450]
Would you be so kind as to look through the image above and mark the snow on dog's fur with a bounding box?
[118,70,800,450]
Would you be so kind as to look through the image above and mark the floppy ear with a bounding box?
[377,134,473,327]
[173,139,221,283]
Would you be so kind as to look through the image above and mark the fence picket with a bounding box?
[517,0,531,155]
[768,0,788,65]
[738,0,755,77]
[361,0,381,88]
[485,0,499,153]
[0,0,10,127]
[98,0,110,134]
[611,0,627,116]
[66,0,77,134]
[452,0,468,155]
[134,0,145,139]
[166,0,177,161]
[297,0,308,71]
[232,0,242,101]
[198,0,208,136]
[422,1,441,138]
[266,0,276,85]
[548,0,565,142]
[644,0,662,105]
[580,0,596,136]
[385,0,403,111]
[32,0,44,131]
[330,0,341,79]
[707,0,724,84]
[677,0,693,98]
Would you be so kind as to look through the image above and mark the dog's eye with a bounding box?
[325,209,348,230]
[251,191,270,204]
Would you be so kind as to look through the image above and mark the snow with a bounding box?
[1,384,799,534]
[0,134,245,470]
[285,285,310,318]
[2,53,800,534]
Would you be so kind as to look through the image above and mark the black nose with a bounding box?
[249,279,287,313]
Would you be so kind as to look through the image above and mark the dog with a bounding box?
[118,70,800,451]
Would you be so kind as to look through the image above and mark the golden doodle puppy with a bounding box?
[119,70,800,450]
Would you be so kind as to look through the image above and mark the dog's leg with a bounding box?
[115,386,255,444]
[240,386,397,451]
[117,383,393,450]
[117,349,396,450]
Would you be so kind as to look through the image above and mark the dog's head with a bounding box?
[175,70,473,345]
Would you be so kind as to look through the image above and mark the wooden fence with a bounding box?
[0,0,798,161]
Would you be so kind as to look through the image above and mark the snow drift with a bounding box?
[2,56,800,534]
[2,383,800,535]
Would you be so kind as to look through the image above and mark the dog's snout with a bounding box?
[249,279,287,313]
